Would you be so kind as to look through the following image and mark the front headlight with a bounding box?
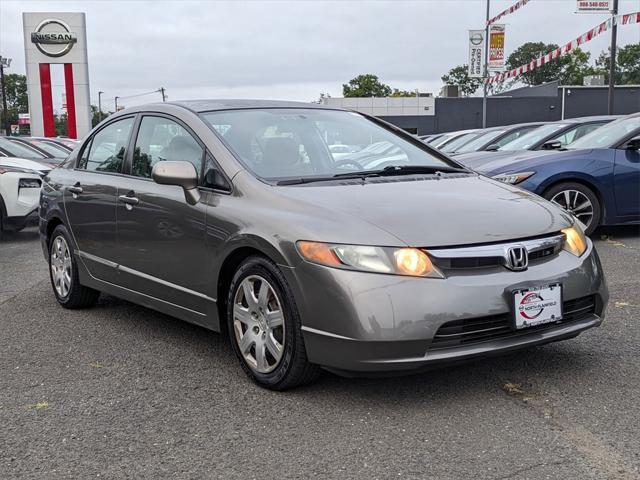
[296,241,444,278]
[492,171,535,185]
[562,225,587,257]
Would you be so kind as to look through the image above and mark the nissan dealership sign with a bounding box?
[23,12,91,139]
[30,19,78,57]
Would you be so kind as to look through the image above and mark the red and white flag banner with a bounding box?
[486,12,640,84]
[487,0,532,26]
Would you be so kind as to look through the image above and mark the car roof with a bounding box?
[167,99,338,113]
[557,115,621,124]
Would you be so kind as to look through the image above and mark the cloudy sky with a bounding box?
[2,0,639,110]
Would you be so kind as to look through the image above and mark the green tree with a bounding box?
[2,73,29,125]
[390,88,417,97]
[91,104,111,127]
[343,74,392,97]
[560,48,596,85]
[618,44,640,84]
[506,42,569,85]
[598,44,640,85]
[441,65,483,96]
[54,112,68,137]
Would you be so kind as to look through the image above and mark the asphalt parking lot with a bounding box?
[1,226,639,479]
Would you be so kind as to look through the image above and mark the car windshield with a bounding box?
[498,124,566,151]
[566,115,640,150]
[440,132,480,153]
[29,140,69,157]
[202,108,461,181]
[0,137,47,160]
[455,129,505,153]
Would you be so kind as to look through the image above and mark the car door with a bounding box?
[114,114,210,314]
[613,138,640,218]
[63,116,135,283]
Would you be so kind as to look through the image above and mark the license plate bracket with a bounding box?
[512,283,563,330]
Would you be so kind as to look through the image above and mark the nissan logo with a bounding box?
[470,32,484,46]
[505,246,528,271]
[30,19,77,58]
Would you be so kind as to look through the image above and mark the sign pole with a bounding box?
[482,0,491,128]
[0,57,10,136]
[607,0,618,114]
[98,91,103,122]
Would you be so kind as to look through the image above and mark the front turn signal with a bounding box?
[562,226,587,257]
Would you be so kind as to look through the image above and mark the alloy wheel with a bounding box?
[50,235,72,298]
[233,275,285,374]
[549,189,594,228]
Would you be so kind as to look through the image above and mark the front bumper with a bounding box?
[285,241,608,374]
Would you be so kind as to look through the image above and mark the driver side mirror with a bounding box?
[623,136,640,151]
[541,140,562,151]
[152,161,201,205]
[485,144,500,151]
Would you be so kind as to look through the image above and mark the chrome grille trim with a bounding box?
[426,234,564,270]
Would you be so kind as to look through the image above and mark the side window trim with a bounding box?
[75,115,136,174]
[200,151,233,194]
[128,113,207,183]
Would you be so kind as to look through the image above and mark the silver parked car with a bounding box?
[39,100,608,390]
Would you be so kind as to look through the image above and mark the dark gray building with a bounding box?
[379,82,640,135]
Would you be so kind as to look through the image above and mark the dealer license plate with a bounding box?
[513,283,562,330]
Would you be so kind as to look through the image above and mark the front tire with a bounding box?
[49,224,100,309]
[544,182,601,235]
[226,256,320,390]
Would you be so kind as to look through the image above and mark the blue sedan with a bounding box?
[456,113,640,234]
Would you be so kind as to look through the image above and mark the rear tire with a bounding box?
[226,255,321,390]
[49,224,100,309]
[543,182,601,235]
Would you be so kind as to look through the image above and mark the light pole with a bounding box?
[0,56,12,136]
[114,96,119,112]
[159,87,166,102]
[607,0,619,115]
[482,0,490,129]
[98,91,104,123]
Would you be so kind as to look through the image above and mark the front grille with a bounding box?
[428,234,564,271]
[429,295,596,350]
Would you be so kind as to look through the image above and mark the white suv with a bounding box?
[0,156,50,238]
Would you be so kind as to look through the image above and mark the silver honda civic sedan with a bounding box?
[39,100,608,389]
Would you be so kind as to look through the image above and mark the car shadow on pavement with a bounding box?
[0,227,40,243]
[91,292,603,404]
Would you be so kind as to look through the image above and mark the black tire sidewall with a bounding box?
[226,256,301,388]
[544,182,601,235]
[48,225,77,305]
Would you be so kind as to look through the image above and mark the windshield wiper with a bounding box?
[333,165,467,178]
[380,165,467,175]
[277,165,469,185]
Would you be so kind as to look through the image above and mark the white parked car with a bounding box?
[0,156,50,238]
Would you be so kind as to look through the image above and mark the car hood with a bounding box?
[0,156,51,173]
[454,150,561,171]
[273,174,572,247]
[459,149,599,176]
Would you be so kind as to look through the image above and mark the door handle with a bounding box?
[118,195,139,206]
[67,185,83,195]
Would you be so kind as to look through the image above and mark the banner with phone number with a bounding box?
[486,12,640,84]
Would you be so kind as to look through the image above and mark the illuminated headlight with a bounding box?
[296,241,444,278]
[492,171,535,185]
[18,178,42,188]
[562,225,587,257]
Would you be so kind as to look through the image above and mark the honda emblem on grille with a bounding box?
[505,246,528,271]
